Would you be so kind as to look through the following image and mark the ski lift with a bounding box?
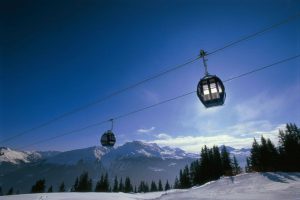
[100,119,116,147]
[197,50,226,108]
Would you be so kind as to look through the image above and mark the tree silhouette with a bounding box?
[59,182,66,192]
[72,172,92,192]
[174,177,180,189]
[95,173,109,192]
[124,177,133,193]
[118,178,124,192]
[158,180,163,191]
[113,176,119,192]
[150,181,157,192]
[138,181,149,193]
[221,146,233,176]
[278,123,300,171]
[6,187,14,195]
[47,185,53,193]
[232,156,241,175]
[164,180,170,191]
[31,179,46,193]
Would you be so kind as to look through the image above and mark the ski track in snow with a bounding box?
[1,172,300,200]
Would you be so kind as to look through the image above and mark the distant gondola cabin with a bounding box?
[100,130,116,147]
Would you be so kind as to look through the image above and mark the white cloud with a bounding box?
[147,121,285,153]
[149,134,254,153]
[155,133,172,140]
[137,126,156,133]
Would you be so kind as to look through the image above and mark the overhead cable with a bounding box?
[17,54,300,150]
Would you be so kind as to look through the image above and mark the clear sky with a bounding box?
[1,0,300,152]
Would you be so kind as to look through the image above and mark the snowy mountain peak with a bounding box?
[1,142,250,166]
[0,147,41,164]
[94,146,111,160]
[0,142,200,166]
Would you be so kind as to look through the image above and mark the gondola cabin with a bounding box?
[100,130,116,147]
[197,74,226,108]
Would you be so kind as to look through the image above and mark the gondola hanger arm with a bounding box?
[200,50,209,76]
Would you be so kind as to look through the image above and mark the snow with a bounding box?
[148,166,165,172]
[0,147,40,164]
[137,149,153,157]
[1,172,299,200]
[0,192,164,200]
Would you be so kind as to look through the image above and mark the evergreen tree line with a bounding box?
[174,145,241,189]
[1,171,172,195]
[71,172,171,193]
[0,186,17,196]
[246,123,300,172]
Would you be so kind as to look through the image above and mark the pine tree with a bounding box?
[266,138,279,171]
[144,182,149,193]
[59,182,66,192]
[158,180,163,191]
[250,138,260,171]
[73,172,92,192]
[95,173,109,192]
[138,181,143,193]
[134,186,137,193]
[104,173,109,192]
[72,177,79,192]
[6,187,14,195]
[119,178,124,192]
[95,174,104,192]
[249,136,279,172]
[245,157,252,172]
[0,186,3,196]
[113,176,119,192]
[174,177,180,189]
[212,146,223,179]
[221,146,233,176]
[180,165,191,188]
[124,177,133,193]
[232,156,241,175]
[138,181,149,193]
[164,180,170,191]
[278,123,300,171]
[150,181,157,192]
[199,145,210,183]
[260,136,269,171]
[31,179,46,193]
[47,185,53,193]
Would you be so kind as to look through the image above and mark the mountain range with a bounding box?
[0,141,249,193]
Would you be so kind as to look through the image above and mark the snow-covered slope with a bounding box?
[157,172,300,200]
[1,172,299,200]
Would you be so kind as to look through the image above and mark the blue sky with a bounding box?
[1,0,300,152]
